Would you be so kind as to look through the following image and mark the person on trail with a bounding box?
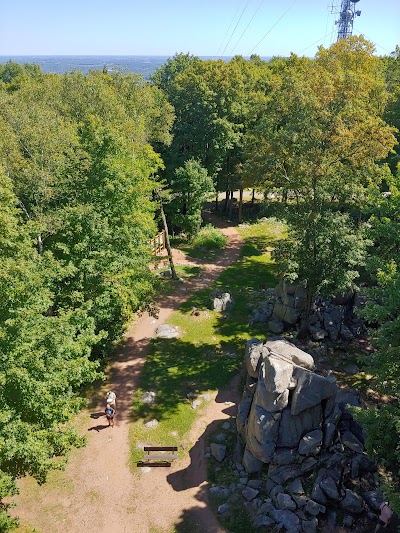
[105,404,115,427]
[106,390,116,410]
[375,501,394,531]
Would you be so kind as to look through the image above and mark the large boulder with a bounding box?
[264,339,314,370]
[291,369,337,416]
[263,355,294,394]
[245,338,264,378]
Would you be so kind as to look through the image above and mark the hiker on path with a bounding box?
[105,404,115,427]
[106,390,116,409]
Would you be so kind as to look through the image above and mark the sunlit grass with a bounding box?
[129,217,286,469]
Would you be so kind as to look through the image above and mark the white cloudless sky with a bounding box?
[1,0,399,57]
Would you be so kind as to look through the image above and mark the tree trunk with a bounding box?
[251,188,255,207]
[224,189,229,212]
[160,202,178,280]
[215,193,219,211]
[229,190,234,220]
[37,234,43,255]
[238,187,243,223]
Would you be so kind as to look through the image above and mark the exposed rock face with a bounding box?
[238,338,337,463]
[233,336,384,530]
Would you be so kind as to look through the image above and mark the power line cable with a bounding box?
[248,0,297,55]
[230,0,266,56]
[217,0,244,56]
[220,0,251,57]
[298,29,336,55]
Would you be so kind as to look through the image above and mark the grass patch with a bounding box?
[173,225,227,261]
[130,217,286,469]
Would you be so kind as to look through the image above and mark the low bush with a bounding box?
[189,225,227,253]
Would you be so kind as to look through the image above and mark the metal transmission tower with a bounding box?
[331,0,362,41]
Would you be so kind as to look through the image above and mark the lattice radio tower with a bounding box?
[331,0,362,41]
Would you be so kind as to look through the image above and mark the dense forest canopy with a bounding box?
[0,36,399,529]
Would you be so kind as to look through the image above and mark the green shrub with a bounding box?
[352,404,400,467]
[189,225,227,252]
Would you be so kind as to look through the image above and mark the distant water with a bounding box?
[0,55,252,80]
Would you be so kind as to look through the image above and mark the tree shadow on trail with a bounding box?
[129,337,240,423]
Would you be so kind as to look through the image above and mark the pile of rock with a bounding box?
[248,281,366,341]
[227,336,383,531]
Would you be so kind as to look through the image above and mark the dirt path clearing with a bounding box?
[12,212,243,533]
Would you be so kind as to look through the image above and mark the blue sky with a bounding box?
[1,0,399,57]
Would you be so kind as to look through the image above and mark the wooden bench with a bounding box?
[137,446,178,467]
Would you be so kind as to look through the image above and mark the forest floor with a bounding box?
[11,209,243,533]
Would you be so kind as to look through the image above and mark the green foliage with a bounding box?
[169,159,214,238]
[186,224,227,258]
[274,210,369,303]
[0,65,174,529]
[352,405,400,467]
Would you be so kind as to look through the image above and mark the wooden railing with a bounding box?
[150,230,165,256]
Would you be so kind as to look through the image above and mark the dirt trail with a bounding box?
[12,211,243,533]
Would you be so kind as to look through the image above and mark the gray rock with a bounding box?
[284,305,303,324]
[264,338,314,370]
[155,324,179,338]
[320,477,340,501]
[342,430,364,453]
[293,495,308,508]
[209,486,230,499]
[270,509,300,530]
[254,378,289,412]
[304,499,326,516]
[277,404,322,448]
[309,326,328,341]
[340,489,364,514]
[242,486,259,501]
[264,355,294,394]
[239,477,248,485]
[311,484,327,505]
[291,368,337,416]
[253,515,274,528]
[343,514,354,527]
[247,479,263,489]
[210,443,226,462]
[268,464,301,484]
[340,325,354,341]
[287,479,304,494]
[362,490,385,512]
[236,392,253,436]
[213,292,233,311]
[300,457,318,474]
[245,338,263,378]
[335,389,359,408]
[191,399,201,409]
[276,492,297,511]
[344,364,360,374]
[141,391,156,404]
[221,421,231,430]
[246,403,281,445]
[272,448,299,465]
[268,319,284,334]
[242,448,263,474]
[269,484,285,503]
[259,499,276,514]
[144,419,159,428]
[302,518,318,533]
[218,503,231,514]
[298,430,323,455]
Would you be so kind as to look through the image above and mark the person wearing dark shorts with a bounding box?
[105,405,115,427]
